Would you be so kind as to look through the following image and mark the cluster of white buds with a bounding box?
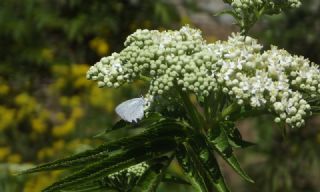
[87,26,320,127]
[107,162,149,180]
[230,0,301,14]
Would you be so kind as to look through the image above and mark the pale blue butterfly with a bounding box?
[115,97,145,123]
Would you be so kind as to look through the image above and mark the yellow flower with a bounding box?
[37,147,56,160]
[0,84,9,95]
[7,153,22,163]
[70,96,81,107]
[67,139,82,150]
[44,148,55,158]
[31,117,47,133]
[14,93,37,120]
[41,48,54,60]
[59,96,69,106]
[24,172,61,192]
[53,140,65,151]
[0,106,15,131]
[71,64,89,77]
[317,133,320,144]
[89,37,110,56]
[0,147,11,160]
[89,86,115,112]
[51,64,68,76]
[71,107,84,119]
[37,149,46,160]
[52,119,75,137]
[74,77,91,88]
[15,93,32,105]
[55,112,66,122]
[51,78,66,91]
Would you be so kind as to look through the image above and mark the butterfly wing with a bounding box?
[115,98,145,122]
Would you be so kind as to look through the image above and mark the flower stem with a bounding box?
[178,90,205,132]
[221,103,240,120]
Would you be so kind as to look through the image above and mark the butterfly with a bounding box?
[115,97,145,123]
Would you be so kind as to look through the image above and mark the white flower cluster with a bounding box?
[87,26,320,127]
[212,34,319,127]
[230,0,301,13]
[107,162,149,180]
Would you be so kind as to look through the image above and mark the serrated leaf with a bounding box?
[184,141,230,192]
[227,127,255,149]
[21,119,187,175]
[190,137,230,192]
[183,144,211,192]
[132,156,172,192]
[43,138,178,192]
[162,173,191,185]
[209,125,254,183]
[95,112,163,138]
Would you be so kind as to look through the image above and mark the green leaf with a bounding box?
[182,144,211,192]
[132,156,173,192]
[20,118,187,175]
[209,125,254,183]
[227,127,255,149]
[191,136,230,192]
[162,173,191,186]
[43,138,178,192]
[94,112,163,138]
[184,141,229,192]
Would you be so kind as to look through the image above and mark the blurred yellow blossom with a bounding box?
[74,77,91,88]
[52,119,75,137]
[0,147,11,161]
[67,139,88,151]
[7,153,22,163]
[15,93,33,105]
[41,48,54,60]
[24,171,61,192]
[53,140,65,151]
[14,93,37,120]
[37,147,55,160]
[71,64,89,77]
[71,107,84,119]
[59,96,69,106]
[0,106,15,131]
[51,64,68,76]
[89,37,110,56]
[31,117,47,133]
[317,133,320,144]
[55,112,66,123]
[89,86,115,113]
[0,83,9,95]
[37,149,46,160]
[70,96,81,107]
[51,78,66,91]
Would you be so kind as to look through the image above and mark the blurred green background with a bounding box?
[0,0,319,191]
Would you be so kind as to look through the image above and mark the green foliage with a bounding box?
[221,0,301,34]
[0,0,185,190]
[21,99,255,192]
[17,1,320,192]
[258,0,320,63]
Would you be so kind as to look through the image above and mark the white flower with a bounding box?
[87,26,319,128]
